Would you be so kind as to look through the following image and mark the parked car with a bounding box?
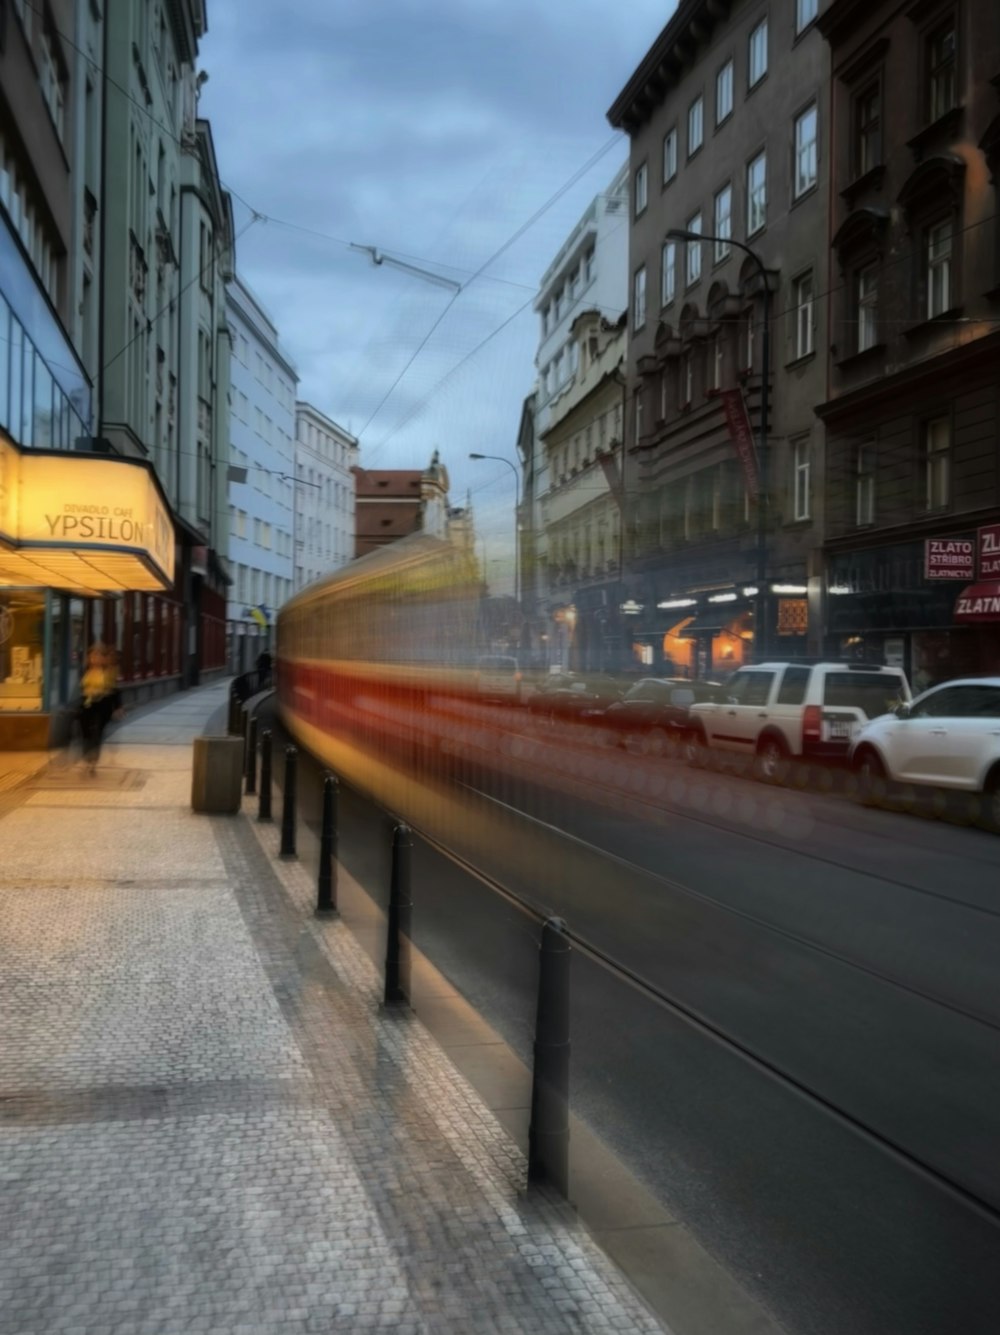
[686,661,911,782]
[474,654,523,703]
[527,672,623,723]
[850,677,1000,828]
[601,677,722,755]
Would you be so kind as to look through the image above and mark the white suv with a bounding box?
[686,661,911,782]
[850,677,1000,829]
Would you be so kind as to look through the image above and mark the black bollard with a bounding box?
[528,916,571,1198]
[228,689,241,737]
[280,745,297,858]
[245,715,258,795]
[258,730,272,821]
[384,822,412,1005]
[316,772,339,915]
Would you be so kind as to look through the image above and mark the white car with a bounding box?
[850,677,1000,829]
[686,661,910,782]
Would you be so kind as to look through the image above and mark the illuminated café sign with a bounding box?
[924,537,974,580]
[0,439,174,592]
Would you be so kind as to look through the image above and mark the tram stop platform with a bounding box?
[0,680,780,1335]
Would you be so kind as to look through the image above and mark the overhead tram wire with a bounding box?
[353,133,627,446]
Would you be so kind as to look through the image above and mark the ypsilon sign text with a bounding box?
[924,537,974,580]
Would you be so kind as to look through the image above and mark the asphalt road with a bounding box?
[263,700,1000,1335]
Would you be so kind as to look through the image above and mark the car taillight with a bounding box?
[802,704,822,743]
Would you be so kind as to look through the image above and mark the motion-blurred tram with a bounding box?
[276,533,507,803]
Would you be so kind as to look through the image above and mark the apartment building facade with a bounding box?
[520,163,629,647]
[294,402,358,589]
[1,0,234,747]
[538,311,626,669]
[817,0,1000,688]
[226,275,298,670]
[608,0,829,674]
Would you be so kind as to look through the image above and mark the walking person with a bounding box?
[77,644,123,775]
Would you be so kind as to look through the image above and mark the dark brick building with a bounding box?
[608,0,830,674]
[817,0,1000,687]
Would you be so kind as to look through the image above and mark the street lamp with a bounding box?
[469,453,520,604]
[666,229,771,660]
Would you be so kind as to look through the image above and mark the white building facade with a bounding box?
[226,275,298,671]
[520,162,629,655]
[294,402,359,592]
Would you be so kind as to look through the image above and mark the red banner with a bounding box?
[979,524,1000,579]
[719,389,759,500]
[924,537,974,580]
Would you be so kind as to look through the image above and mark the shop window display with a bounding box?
[0,591,45,711]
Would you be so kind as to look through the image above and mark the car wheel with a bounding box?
[754,735,789,785]
[855,748,888,807]
[979,771,1000,833]
[684,727,709,768]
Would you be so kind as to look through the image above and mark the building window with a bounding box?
[716,59,734,126]
[796,0,818,33]
[634,162,648,217]
[792,438,811,521]
[661,239,676,306]
[40,31,67,142]
[741,307,755,371]
[682,351,694,406]
[748,19,768,88]
[633,265,647,330]
[857,264,878,351]
[856,444,875,526]
[541,305,549,336]
[685,212,703,286]
[924,417,950,510]
[710,333,724,390]
[927,21,956,123]
[714,184,732,262]
[584,248,594,282]
[855,82,881,178]
[553,288,562,321]
[926,220,952,317]
[688,96,704,157]
[793,271,814,358]
[663,128,678,183]
[633,388,644,445]
[747,152,767,235]
[794,104,818,199]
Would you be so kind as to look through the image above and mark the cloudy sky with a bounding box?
[200,1,671,586]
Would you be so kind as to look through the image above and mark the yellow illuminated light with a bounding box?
[0,439,174,592]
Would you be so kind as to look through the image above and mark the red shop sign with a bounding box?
[924,537,974,580]
[979,524,1000,579]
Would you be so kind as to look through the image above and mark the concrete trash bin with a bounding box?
[191,735,244,814]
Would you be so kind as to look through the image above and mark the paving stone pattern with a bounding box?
[0,688,668,1334]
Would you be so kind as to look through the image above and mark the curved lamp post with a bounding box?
[666,229,771,660]
[469,453,520,605]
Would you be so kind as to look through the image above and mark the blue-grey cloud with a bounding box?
[201,0,671,549]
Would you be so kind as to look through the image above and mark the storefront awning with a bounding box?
[0,439,174,593]
[955,581,1000,623]
[676,604,743,637]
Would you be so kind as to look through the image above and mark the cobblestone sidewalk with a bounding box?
[0,684,669,1335]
